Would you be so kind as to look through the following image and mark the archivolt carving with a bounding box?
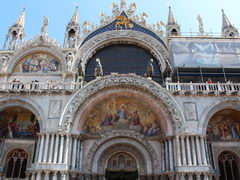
[59,75,185,133]
[73,30,169,72]
[84,130,159,174]
[6,35,66,73]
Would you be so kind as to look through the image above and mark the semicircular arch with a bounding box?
[74,30,169,73]
[198,99,240,135]
[59,75,185,134]
[7,38,66,73]
[0,97,46,131]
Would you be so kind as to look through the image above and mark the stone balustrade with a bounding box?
[166,82,240,95]
[0,81,83,92]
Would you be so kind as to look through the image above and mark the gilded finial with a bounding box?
[71,6,79,24]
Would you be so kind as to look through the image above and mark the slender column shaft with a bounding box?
[173,137,177,167]
[180,136,186,166]
[191,136,197,165]
[64,135,70,163]
[68,136,73,165]
[196,136,202,165]
[36,172,41,180]
[161,142,166,172]
[165,140,169,171]
[201,136,207,165]
[188,174,193,180]
[43,133,50,163]
[52,172,58,180]
[176,136,181,166]
[34,135,40,163]
[186,136,192,165]
[204,174,209,180]
[72,138,77,170]
[168,139,174,171]
[38,134,45,163]
[48,133,55,163]
[79,141,83,171]
[59,134,65,163]
[31,172,35,180]
[53,134,59,163]
[44,171,50,180]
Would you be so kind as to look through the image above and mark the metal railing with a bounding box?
[166,82,240,92]
[0,81,83,92]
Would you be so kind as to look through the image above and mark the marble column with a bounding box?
[43,133,50,163]
[59,134,65,163]
[64,135,70,164]
[188,173,193,180]
[36,172,42,180]
[196,136,202,165]
[44,171,50,180]
[38,134,45,163]
[191,136,197,166]
[201,136,207,165]
[168,139,174,171]
[72,137,77,170]
[48,133,55,163]
[176,136,181,166]
[79,141,83,171]
[34,135,41,163]
[196,173,201,180]
[186,136,192,166]
[204,174,209,180]
[53,134,60,163]
[52,172,58,180]
[180,135,186,166]
[31,172,35,180]
[165,140,169,171]
[161,142,166,172]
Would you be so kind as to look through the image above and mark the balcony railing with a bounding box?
[166,82,240,95]
[0,81,83,92]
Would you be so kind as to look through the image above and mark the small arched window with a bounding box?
[218,151,240,180]
[5,149,28,179]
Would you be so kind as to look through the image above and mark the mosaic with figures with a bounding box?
[14,52,61,73]
[0,107,39,138]
[207,111,240,141]
[83,97,162,137]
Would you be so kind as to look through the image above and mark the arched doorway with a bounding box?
[105,152,138,180]
[218,151,240,180]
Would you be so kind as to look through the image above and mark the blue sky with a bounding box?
[1,0,240,46]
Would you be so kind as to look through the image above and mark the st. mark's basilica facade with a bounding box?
[0,0,240,180]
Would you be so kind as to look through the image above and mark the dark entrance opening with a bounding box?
[105,170,138,180]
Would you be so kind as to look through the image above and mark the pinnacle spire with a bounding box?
[167,6,176,25]
[71,6,79,24]
[16,8,26,28]
[222,9,232,28]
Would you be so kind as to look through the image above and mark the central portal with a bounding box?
[105,153,138,180]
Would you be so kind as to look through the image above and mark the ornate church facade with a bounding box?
[0,1,239,180]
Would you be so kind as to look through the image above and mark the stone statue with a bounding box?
[140,12,148,25]
[82,21,91,36]
[66,52,74,71]
[146,59,154,79]
[94,58,103,78]
[197,15,204,36]
[78,59,85,81]
[112,2,120,16]
[120,0,127,9]
[41,16,49,37]
[156,21,165,36]
[99,12,107,26]
[0,55,9,72]
[68,35,76,48]
[127,3,137,16]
